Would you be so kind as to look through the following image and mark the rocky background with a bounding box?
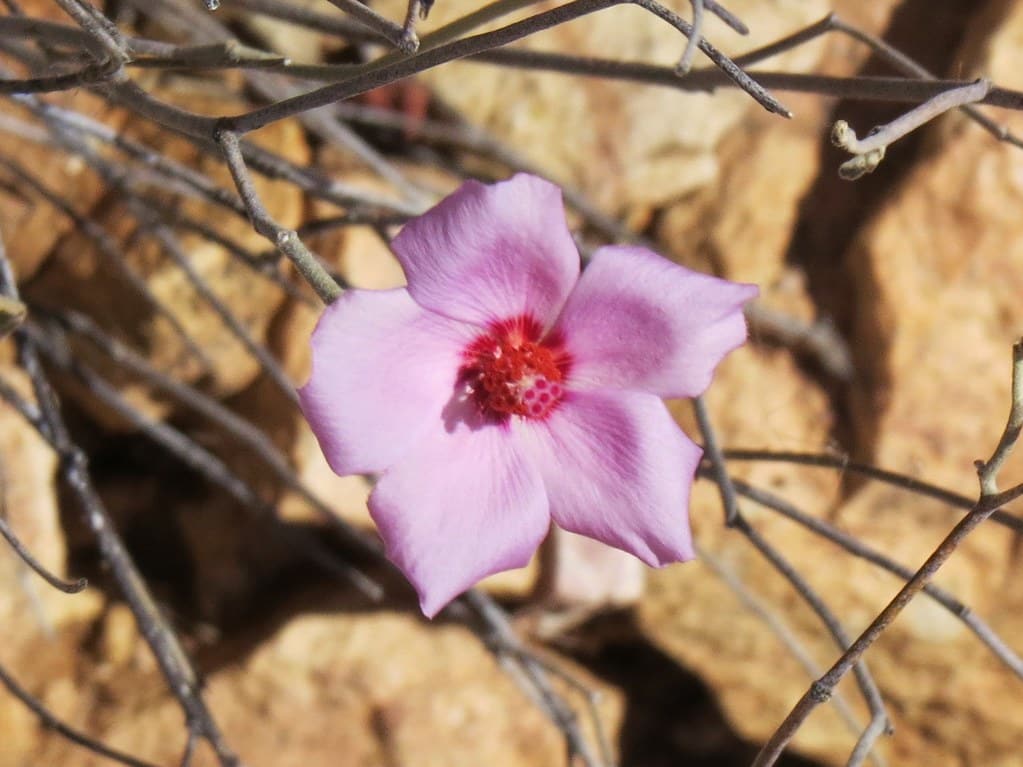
[2,0,1023,766]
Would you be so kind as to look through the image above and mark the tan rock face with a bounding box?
[8,2,1023,766]
[31,593,620,767]
[370,0,829,212]
[0,367,66,636]
[23,86,307,427]
[0,366,104,767]
[641,3,1023,767]
[0,95,124,282]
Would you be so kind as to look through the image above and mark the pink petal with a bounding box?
[391,174,580,328]
[519,389,701,566]
[298,288,475,476]
[370,409,550,617]
[556,246,758,398]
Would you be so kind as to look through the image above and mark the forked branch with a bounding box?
[753,340,1023,767]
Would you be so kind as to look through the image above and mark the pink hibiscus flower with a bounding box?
[299,174,757,616]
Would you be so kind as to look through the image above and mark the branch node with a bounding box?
[809,680,832,704]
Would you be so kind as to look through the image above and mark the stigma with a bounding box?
[459,315,570,421]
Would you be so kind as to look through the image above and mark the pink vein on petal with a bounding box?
[370,409,550,617]
[298,288,475,476]
[555,245,758,399]
[518,388,700,566]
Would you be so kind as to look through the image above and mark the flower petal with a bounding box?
[391,174,580,328]
[370,412,549,617]
[519,389,700,566]
[556,246,758,398]
[298,288,475,476]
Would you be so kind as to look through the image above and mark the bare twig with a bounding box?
[693,395,738,525]
[25,320,381,600]
[0,156,215,373]
[753,340,1023,767]
[694,402,891,765]
[0,661,161,767]
[698,545,886,767]
[456,590,604,767]
[714,470,1023,679]
[216,130,342,305]
[832,79,992,180]
[745,304,854,381]
[719,449,1023,534]
[320,0,417,53]
[0,232,241,767]
[127,199,301,406]
[0,512,87,594]
[217,0,787,136]
[676,0,704,76]
[691,402,892,764]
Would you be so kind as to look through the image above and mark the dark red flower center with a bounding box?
[459,316,570,422]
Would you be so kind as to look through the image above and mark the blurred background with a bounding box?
[2,1,1023,765]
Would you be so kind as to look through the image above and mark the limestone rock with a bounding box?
[0,366,104,767]
[834,3,1023,764]
[0,366,73,640]
[369,0,829,213]
[0,94,124,283]
[24,85,308,427]
[642,3,1023,765]
[34,593,621,767]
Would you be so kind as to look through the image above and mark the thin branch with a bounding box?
[832,79,991,180]
[40,308,371,552]
[693,395,738,525]
[0,661,160,767]
[730,13,1023,151]
[219,0,787,136]
[694,406,890,765]
[0,513,87,594]
[216,130,342,305]
[0,157,215,373]
[0,232,241,767]
[715,470,1023,679]
[676,0,703,76]
[719,449,1023,534]
[753,340,1023,767]
[0,370,86,596]
[127,199,301,407]
[456,590,603,767]
[320,0,417,53]
[131,0,428,205]
[229,0,374,41]
[698,545,886,767]
[25,320,382,600]
[745,304,854,381]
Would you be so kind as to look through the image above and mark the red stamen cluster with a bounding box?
[460,316,569,421]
